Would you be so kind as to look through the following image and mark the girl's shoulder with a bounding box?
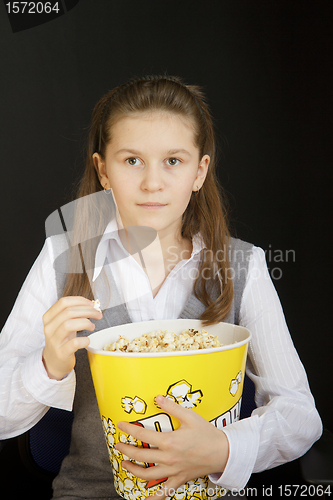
[47,232,70,253]
[45,233,74,283]
[228,236,254,264]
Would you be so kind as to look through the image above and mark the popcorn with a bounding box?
[103,328,222,353]
[92,299,102,313]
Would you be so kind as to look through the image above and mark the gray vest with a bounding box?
[51,237,253,500]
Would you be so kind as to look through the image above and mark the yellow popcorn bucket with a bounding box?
[86,319,251,500]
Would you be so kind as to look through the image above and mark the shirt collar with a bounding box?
[92,219,124,282]
[92,222,206,282]
[192,233,205,256]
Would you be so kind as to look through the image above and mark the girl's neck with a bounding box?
[159,228,192,261]
[152,232,193,297]
[121,225,193,297]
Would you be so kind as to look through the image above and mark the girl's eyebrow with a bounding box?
[167,149,192,157]
[115,148,192,157]
[115,148,141,156]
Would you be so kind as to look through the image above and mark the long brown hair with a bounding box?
[63,75,233,325]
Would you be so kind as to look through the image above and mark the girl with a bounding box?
[0,75,322,500]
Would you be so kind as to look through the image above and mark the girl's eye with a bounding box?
[166,157,181,166]
[126,157,141,166]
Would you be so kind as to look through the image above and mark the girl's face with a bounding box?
[93,112,209,239]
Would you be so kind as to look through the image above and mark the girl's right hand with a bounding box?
[42,296,103,381]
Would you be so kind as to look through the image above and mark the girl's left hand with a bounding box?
[116,395,229,500]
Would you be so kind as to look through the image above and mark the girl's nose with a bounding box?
[140,164,164,192]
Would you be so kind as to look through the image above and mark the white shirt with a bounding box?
[93,220,203,321]
[0,225,322,491]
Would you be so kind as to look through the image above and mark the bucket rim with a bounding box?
[86,319,252,358]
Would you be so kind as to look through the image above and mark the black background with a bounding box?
[0,0,332,459]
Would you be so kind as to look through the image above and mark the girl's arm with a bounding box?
[211,246,322,489]
[0,238,69,438]
[0,238,101,439]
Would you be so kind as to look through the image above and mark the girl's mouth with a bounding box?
[138,202,167,210]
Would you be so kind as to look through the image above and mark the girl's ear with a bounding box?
[193,154,210,192]
[93,153,110,189]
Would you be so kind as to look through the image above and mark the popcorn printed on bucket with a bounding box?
[164,380,203,409]
[101,415,227,500]
[103,329,222,353]
[122,396,147,414]
[229,371,242,397]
